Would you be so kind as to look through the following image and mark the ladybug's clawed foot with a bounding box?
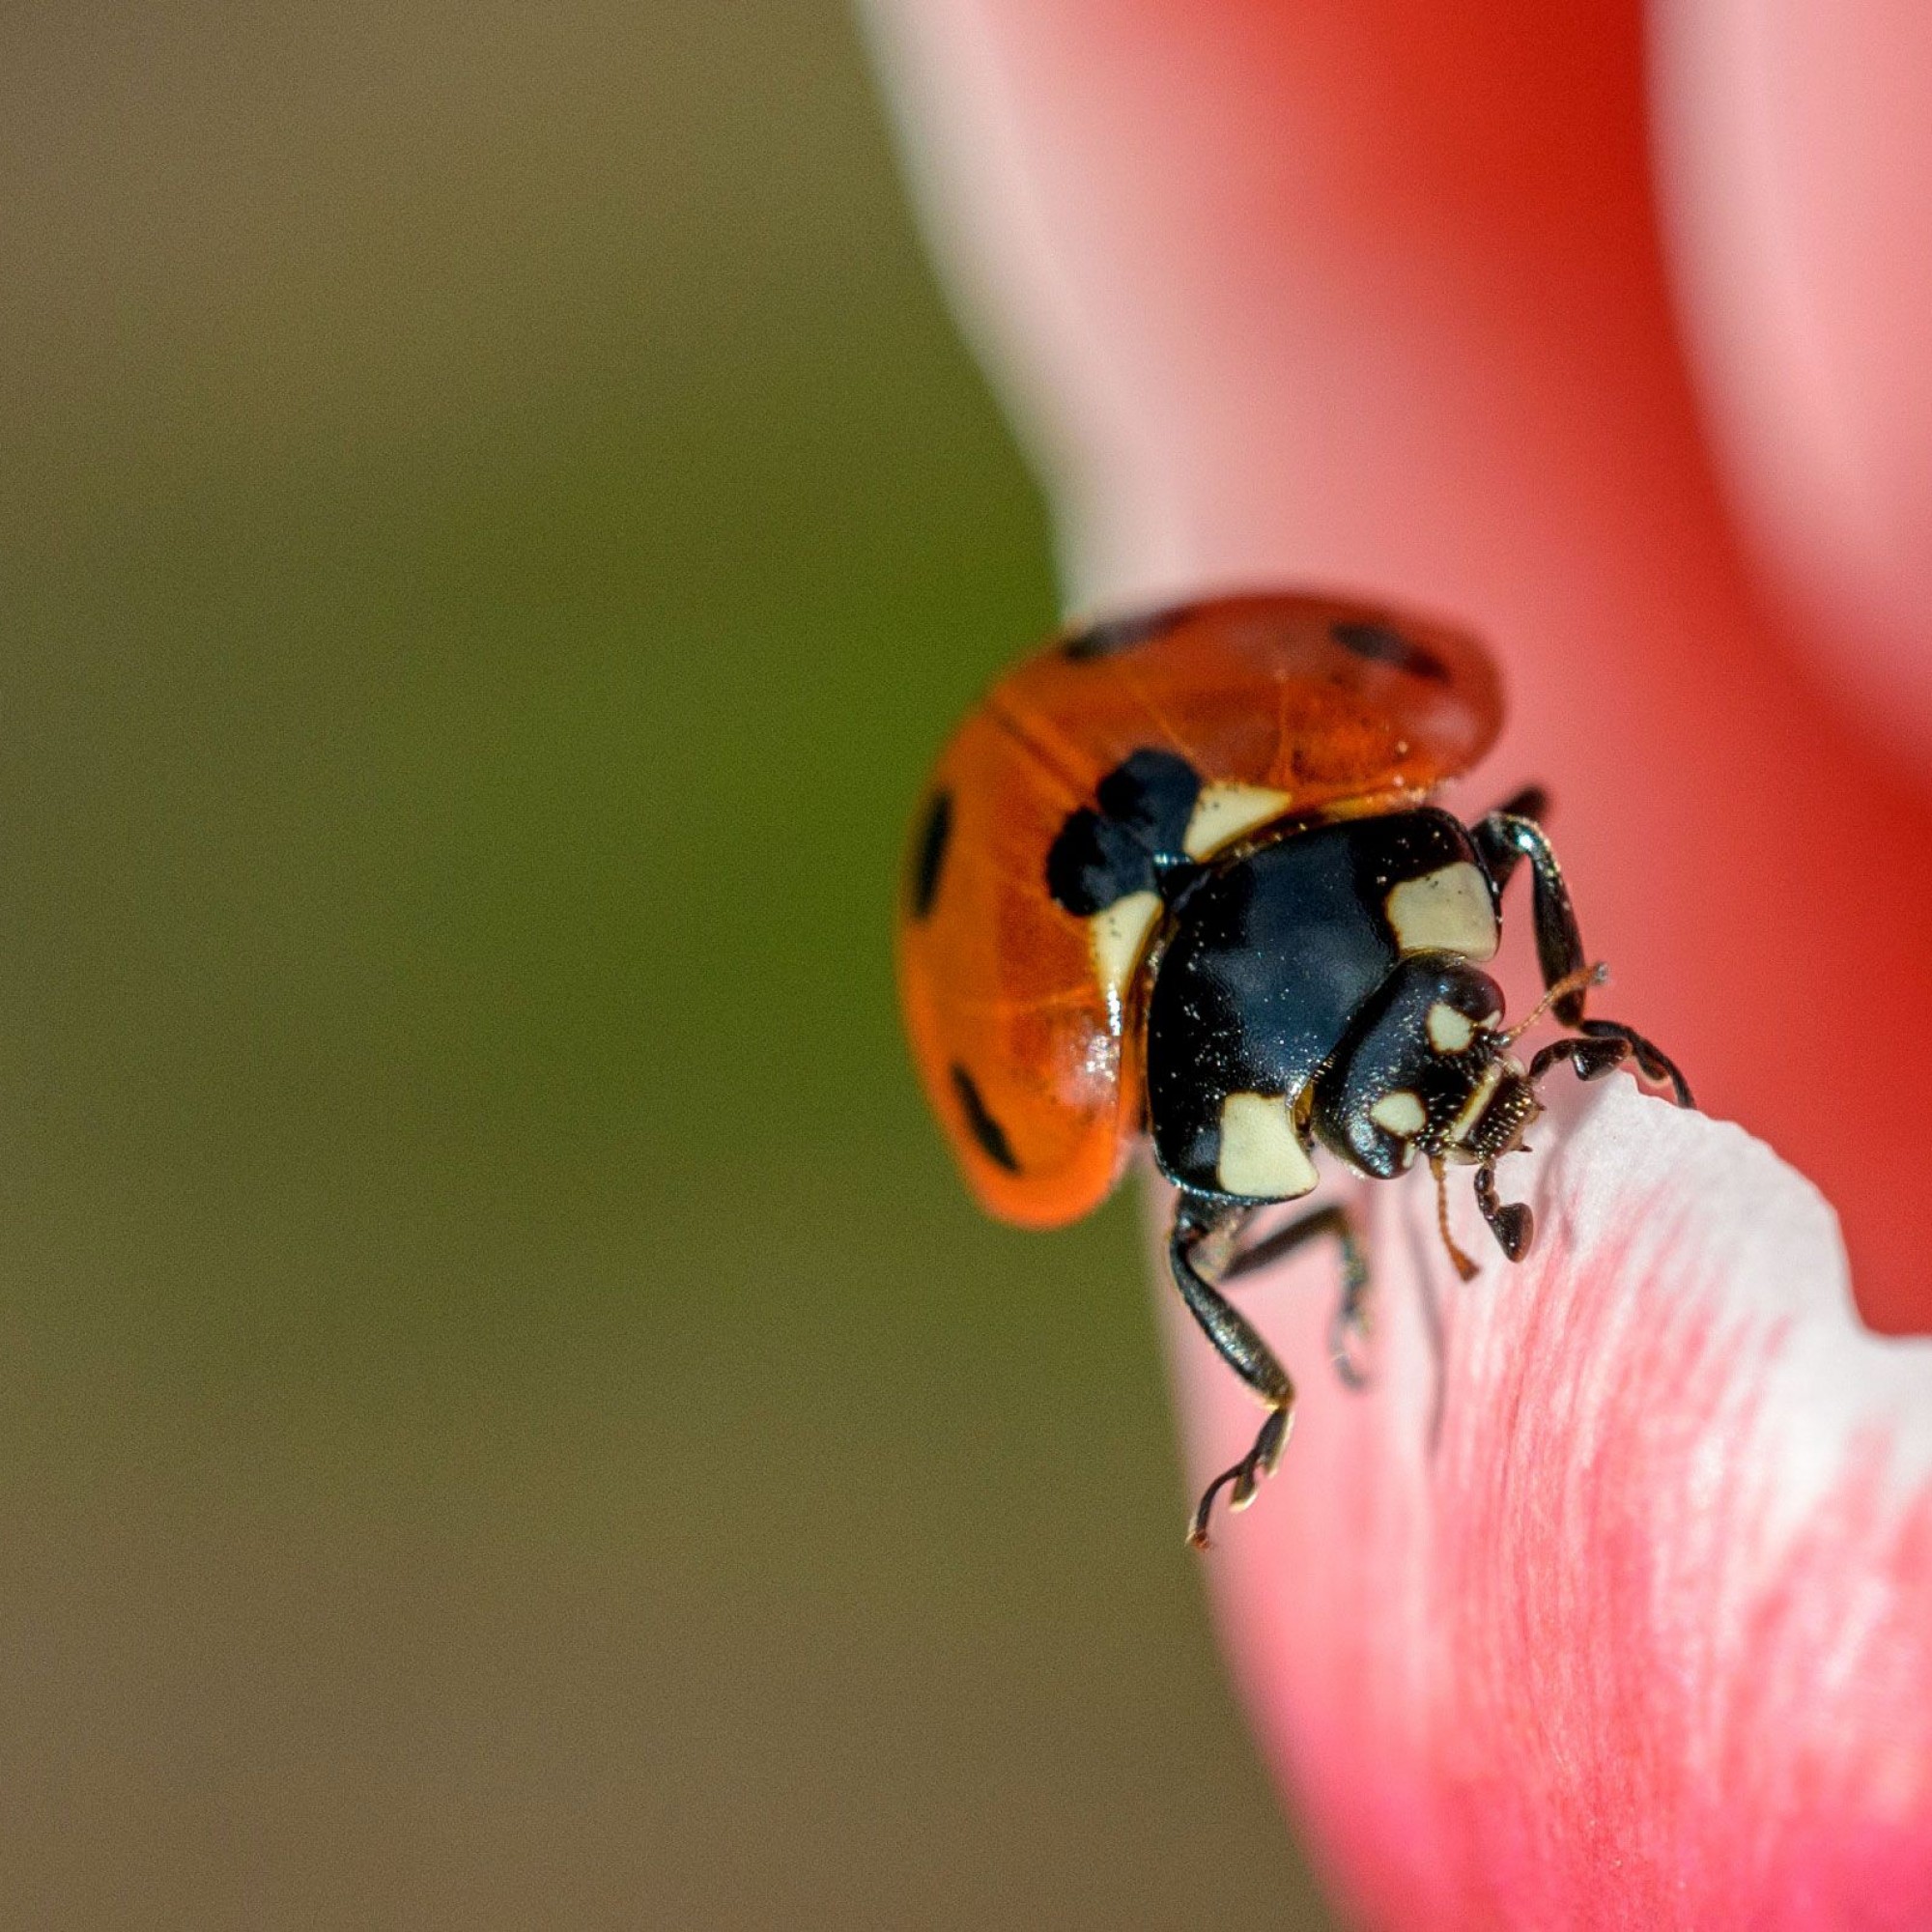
[1475,1164,1534,1264]
[1188,1401,1293,1551]
[1579,1020,1694,1107]
[1170,1201,1304,1549]
[1528,1020,1694,1110]
[1528,1032,1628,1089]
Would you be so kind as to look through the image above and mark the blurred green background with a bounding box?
[0,4,1333,1924]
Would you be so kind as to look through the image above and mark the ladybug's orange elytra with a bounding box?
[896,592,1502,1227]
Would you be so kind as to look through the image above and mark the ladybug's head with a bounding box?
[1313,957,1541,1180]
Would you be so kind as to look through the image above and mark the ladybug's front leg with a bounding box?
[1477,785,1549,862]
[1471,806,1589,1025]
[1169,1196,1296,1550]
[1475,805,1694,1107]
[1529,1021,1694,1108]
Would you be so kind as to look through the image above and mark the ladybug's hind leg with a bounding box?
[1170,1196,1296,1550]
[1223,1202,1372,1391]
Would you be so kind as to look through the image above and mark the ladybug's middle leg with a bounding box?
[1170,1195,1296,1550]
[1223,1201,1372,1390]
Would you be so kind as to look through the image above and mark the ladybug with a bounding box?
[896,592,1690,1548]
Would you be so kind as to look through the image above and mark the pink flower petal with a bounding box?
[1654,0,1932,770]
[1169,1080,1932,1925]
[867,0,1932,1329]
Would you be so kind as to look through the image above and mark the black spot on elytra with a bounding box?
[1331,619,1449,682]
[1046,810,1150,918]
[908,790,952,920]
[1045,749,1203,916]
[1060,605,1184,662]
[1096,749,1201,845]
[951,1065,1019,1172]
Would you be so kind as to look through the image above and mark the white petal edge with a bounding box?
[1154,1077,1932,1922]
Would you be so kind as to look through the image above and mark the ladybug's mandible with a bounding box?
[896,593,1690,1547]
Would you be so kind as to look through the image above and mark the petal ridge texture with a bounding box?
[1177,1081,1932,1928]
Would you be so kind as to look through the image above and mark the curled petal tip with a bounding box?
[1167,1081,1932,1924]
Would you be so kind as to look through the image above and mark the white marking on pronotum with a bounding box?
[1385,863,1498,960]
[1182,782,1294,860]
[1370,1090,1427,1136]
[1089,891,1162,1001]
[1216,1093,1319,1199]
[1427,1002,1476,1054]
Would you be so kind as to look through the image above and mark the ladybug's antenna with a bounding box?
[1429,1156,1478,1282]
[1501,961,1607,1046]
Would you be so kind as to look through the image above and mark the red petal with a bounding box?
[868,0,1932,1329]
[1169,1082,1932,1925]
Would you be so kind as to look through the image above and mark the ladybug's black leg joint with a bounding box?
[1475,807,1693,1102]
[1473,811,1588,1023]
[1224,1201,1372,1391]
[1474,1164,1534,1264]
[1170,1195,1296,1550]
[1472,785,1549,889]
[1472,786,1549,889]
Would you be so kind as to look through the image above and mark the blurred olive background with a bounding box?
[0,4,1334,1925]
